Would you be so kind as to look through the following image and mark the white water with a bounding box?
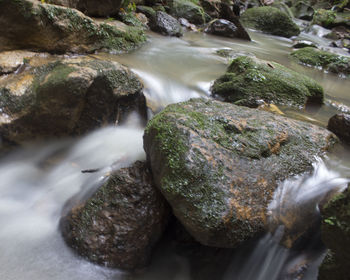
[0,28,350,279]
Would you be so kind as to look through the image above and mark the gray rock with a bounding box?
[204,19,251,40]
[143,98,337,248]
[150,11,183,37]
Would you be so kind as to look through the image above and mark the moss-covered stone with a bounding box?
[312,8,337,28]
[241,6,300,38]
[290,47,350,77]
[60,161,169,270]
[169,0,209,24]
[144,98,337,248]
[319,186,350,280]
[0,57,147,144]
[0,0,146,53]
[211,56,324,109]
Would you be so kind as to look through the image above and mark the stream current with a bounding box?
[0,29,350,280]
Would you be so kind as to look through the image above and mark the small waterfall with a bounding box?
[224,158,349,280]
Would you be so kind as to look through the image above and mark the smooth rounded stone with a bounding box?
[0,0,146,54]
[319,185,350,280]
[241,6,300,38]
[290,47,350,77]
[291,1,315,20]
[47,0,122,17]
[204,19,251,40]
[169,0,209,25]
[211,56,324,109]
[292,40,318,49]
[0,57,147,144]
[150,11,183,37]
[328,113,350,144]
[143,98,337,248]
[60,161,169,270]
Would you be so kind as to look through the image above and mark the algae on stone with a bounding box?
[241,6,300,38]
[211,56,324,108]
[169,0,209,24]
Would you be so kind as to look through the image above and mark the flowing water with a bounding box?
[1,28,350,280]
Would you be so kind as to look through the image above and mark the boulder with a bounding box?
[143,98,337,248]
[0,57,147,144]
[46,0,122,17]
[204,19,251,40]
[0,50,39,75]
[0,0,146,53]
[319,186,350,280]
[328,113,350,144]
[60,161,169,270]
[290,47,350,77]
[149,11,183,37]
[169,0,209,25]
[241,6,300,38]
[291,1,315,20]
[312,9,350,29]
[211,56,324,108]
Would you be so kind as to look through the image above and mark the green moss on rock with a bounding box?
[241,6,300,38]
[290,47,350,77]
[211,56,324,108]
[169,0,209,24]
[312,8,337,28]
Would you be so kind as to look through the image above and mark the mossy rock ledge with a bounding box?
[290,47,350,77]
[60,161,169,270]
[143,98,337,248]
[0,57,147,145]
[319,185,350,280]
[211,56,324,109]
[0,0,146,53]
[241,6,300,38]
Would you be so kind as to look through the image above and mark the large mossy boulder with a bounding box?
[143,98,337,248]
[169,0,209,24]
[46,0,122,17]
[60,161,169,270]
[0,57,147,145]
[241,6,300,38]
[290,47,350,77]
[0,0,145,53]
[211,56,324,108]
[319,186,350,280]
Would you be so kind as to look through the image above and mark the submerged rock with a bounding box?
[204,19,251,40]
[0,57,147,144]
[61,161,169,270]
[241,6,300,38]
[143,98,337,248]
[319,186,350,280]
[150,11,183,37]
[169,0,209,25]
[211,56,324,108]
[0,0,146,53]
[290,47,350,77]
[47,0,122,17]
[328,113,350,144]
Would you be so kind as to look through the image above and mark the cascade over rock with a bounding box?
[0,0,145,53]
[0,57,147,145]
[60,161,169,270]
[143,98,337,248]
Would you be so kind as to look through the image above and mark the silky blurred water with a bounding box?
[0,27,350,280]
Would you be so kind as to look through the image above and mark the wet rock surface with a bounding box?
[328,113,350,144]
[211,56,324,108]
[204,19,251,40]
[60,161,169,270]
[169,0,209,24]
[143,98,337,248]
[319,186,350,280]
[150,11,183,37]
[0,0,145,53]
[0,57,147,144]
[290,47,350,77]
[47,0,122,17]
[241,6,300,38]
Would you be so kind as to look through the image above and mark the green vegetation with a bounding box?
[241,6,300,38]
[312,8,337,27]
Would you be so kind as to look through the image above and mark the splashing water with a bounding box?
[224,158,349,280]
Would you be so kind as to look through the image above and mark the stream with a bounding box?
[0,28,350,280]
